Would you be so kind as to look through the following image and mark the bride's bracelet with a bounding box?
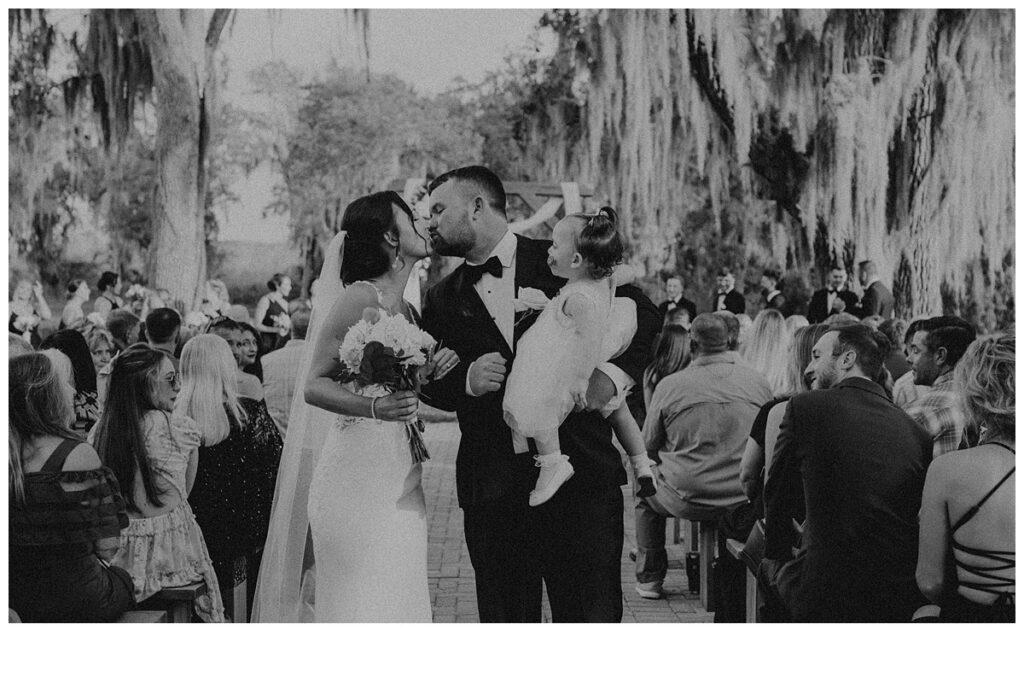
[369,397,380,420]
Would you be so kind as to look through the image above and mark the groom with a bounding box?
[419,166,660,622]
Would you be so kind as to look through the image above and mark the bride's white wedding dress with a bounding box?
[306,384,431,622]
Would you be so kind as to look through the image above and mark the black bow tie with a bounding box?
[463,256,504,285]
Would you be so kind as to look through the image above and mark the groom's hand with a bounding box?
[467,352,507,395]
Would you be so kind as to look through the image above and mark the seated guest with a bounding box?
[642,325,692,408]
[663,305,692,329]
[90,345,224,622]
[144,307,182,369]
[98,309,141,410]
[84,326,115,374]
[10,332,34,358]
[917,331,1014,622]
[714,310,740,351]
[176,334,283,620]
[658,276,697,324]
[905,315,977,457]
[238,321,265,382]
[638,313,772,614]
[39,329,100,435]
[784,314,808,334]
[9,352,136,622]
[740,309,792,397]
[208,317,264,401]
[9,277,52,347]
[261,308,311,437]
[739,324,828,509]
[878,318,911,380]
[807,266,859,324]
[893,318,926,408]
[712,268,745,314]
[825,312,861,328]
[760,324,932,622]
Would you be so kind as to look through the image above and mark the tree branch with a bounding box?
[205,9,232,51]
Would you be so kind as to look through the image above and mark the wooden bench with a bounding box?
[138,581,207,623]
[725,538,761,623]
[118,610,168,623]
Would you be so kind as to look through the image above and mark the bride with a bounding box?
[252,191,458,622]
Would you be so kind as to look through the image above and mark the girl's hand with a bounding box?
[422,348,460,382]
[373,390,419,422]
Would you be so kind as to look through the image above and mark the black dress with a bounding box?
[9,438,136,622]
[188,398,282,611]
[260,296,288,352]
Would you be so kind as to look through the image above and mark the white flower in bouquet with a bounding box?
[338,309,434,374]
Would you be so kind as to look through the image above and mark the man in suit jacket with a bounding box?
[760,324,932,622]
[855,260,894,319]
[657,276,696,325]
[806,267,860,324]
[419,166,660,622]
[712,268,745,314]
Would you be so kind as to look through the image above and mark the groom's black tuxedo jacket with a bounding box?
[420,234,660,508]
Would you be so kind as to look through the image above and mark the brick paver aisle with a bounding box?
[423,420,712,623]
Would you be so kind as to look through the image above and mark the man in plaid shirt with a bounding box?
[904,316,977,457]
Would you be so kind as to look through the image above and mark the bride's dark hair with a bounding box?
[339,191,416,285]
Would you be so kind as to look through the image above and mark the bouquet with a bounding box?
[337,308,436,463]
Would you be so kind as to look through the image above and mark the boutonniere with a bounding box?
[513,287,551,314]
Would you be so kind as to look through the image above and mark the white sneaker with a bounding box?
[529,454,574,507]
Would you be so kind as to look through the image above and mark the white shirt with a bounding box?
[464,230,633,402]
[261,339,308,437]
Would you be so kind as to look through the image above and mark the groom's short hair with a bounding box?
[428,166,507,216]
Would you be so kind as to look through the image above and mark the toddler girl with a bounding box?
[503,207,656,506]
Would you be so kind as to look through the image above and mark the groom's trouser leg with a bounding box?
[462,494,541,623]
[536,482,624,623]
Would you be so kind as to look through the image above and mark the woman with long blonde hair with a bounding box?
[741,309,792,397]
[176,333,282,620]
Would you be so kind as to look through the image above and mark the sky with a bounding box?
[221,9,553,97]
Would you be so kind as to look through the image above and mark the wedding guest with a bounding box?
[9,352,136,622]
[759,268,786,314]
[893,319,926,408]
[638,314,772,607]
[917,331,1015,622]
[10,333,34,358]
[254,273,293,352]
[93,271,124,321]
[878,318,911,380]
[714,310,741,351]
[85,326,115,374]
[712,268,745,314]
[785,314,808,334]
[739,324,828,508]
[854,260,894,320]
[207,317,264,401]
[60,279,91,330]
[144,307,182,370]
[90,345,224,621]
[807,266,858,324]
[238,322,265,383]
[98,309,142,409]
[905,315,977,457]
[9,277,53,347]
[826,311,861,328]
[642,325,692,408]
[261,308,311,437]
[39,329,99,435]
[663,305,692,329]
[761,325,931,621]
[198,279,229,322]
[177,334,283,620]
[224,304,253,326]
[658,276,696,323]
[741,309,792,397]
[735,313,754,349]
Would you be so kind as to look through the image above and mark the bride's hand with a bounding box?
[421,348,460,382]
[372,390,419,422]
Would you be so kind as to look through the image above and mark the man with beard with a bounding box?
[418,166,660,622]
[759,324,932,621]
